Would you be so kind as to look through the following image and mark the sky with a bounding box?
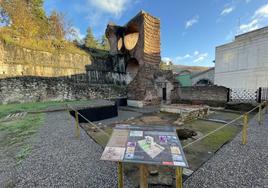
[44,0,268,67]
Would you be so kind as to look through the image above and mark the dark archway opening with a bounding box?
[162,88,167,101]
[195,79,213,86]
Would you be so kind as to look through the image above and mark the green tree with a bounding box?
[0,0,49,38]
[160,60,172,70]
[48,11,65,39]
[27,0,46,20]
[100,34,110,50]
[84,27,98,49]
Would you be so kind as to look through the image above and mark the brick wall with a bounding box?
[176,86,228,106]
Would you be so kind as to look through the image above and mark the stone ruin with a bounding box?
[105,11,178,107]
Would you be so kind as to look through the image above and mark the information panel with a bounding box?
[101,124,188,167]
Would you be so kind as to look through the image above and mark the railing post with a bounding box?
[227,88,230,102]
[258,105,262,125]
[118,162,123,188]
[242,113,248,145]
[139,164,148,188]
[75,111,80,138]
[175,167,183,188]
[257,87,262,103]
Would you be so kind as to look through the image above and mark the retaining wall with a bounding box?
[176,86,228,106]
[0,76,126,104]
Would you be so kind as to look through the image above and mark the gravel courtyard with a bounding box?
[14,111,132,188]
[184,111,268,188]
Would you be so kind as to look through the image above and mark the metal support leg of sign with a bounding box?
[118,162,123,188]
[242,113,248,145]
[175,167,183,188]
[139,164,148,188]
[75,111,80,138]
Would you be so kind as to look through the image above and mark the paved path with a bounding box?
[184,111,268,188]
[15,111,132,188]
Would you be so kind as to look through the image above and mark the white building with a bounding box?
[215,27,268,89]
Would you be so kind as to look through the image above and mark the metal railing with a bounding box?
[66,104,110,139]
[66,101,267,188]
[66,101,268,147]
[183,101,268,149]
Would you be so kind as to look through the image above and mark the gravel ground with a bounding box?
[184,111,268,188]
[15,111,133,188]
[0,146,16,187]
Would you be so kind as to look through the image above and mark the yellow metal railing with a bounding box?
[66,104,110,139]
[183,101,268,149]
[66,101,268,188]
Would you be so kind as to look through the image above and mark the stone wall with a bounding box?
[86,53,132,85]
[176,86,228,106]
[0,76,126,104]
[0,42,91,78]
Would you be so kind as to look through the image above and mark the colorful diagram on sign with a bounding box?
[100,125,188,167]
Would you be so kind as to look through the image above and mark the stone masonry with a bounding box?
[0,42,91,78]
[0,76,126,104]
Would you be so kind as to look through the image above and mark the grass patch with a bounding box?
[202,125,239,150]
[16,144,32,165]
[0,113,44,165]
[0,99,94,165]
[183,120,223,134]
[0,100,93,119]
[0,113,44,147]
[181,115,242,170]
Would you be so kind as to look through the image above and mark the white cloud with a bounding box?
[239,19,259,33]
[185,15,199,29]
[176,54,192,61]
[162,57,172,62]
[253,3,268,19]
[171,51,209,65]
[221,6,235,16]
[66,27,85,43]
[193,53,208,63]
[73,27,85,39]
[237,3,268,34]
[88,0,131,17]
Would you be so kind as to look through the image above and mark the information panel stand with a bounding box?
[101,125,188,188]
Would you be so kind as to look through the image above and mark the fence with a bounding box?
[228,87,268,103]
[66,100,268,188]
[260,87,268,102]
[183,101,268,148]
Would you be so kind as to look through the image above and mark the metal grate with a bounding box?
[261,87,268,102]
[229,88,258,103]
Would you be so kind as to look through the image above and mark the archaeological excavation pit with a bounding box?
[160,104,210,123]
[176,128,197,140]
[69,99,118,122]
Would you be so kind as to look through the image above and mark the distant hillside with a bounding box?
[171,64,212,74]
